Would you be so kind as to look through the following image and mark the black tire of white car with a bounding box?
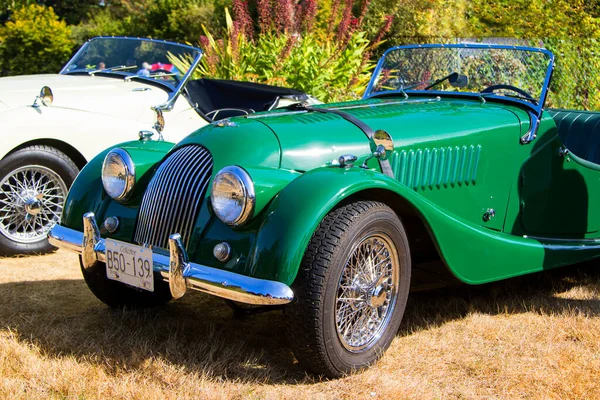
[0,145,79,255]
[287,201,411,378]
[80,257,173,309]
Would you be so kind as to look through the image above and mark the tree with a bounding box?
[1,0,98,25]
[0,4,73,75]
[71,0,230,46]
[0,0,35,23]
[466,0,600,38]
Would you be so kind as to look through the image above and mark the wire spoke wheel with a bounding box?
[287,201,410,377]
[335,233,399,352]
[0,165,67,244]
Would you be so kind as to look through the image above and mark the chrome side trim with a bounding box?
[245,98,440,121]
[245,110,308,119]
[48,220,294,306]
[523,235,600,243]
[331,98,439,110]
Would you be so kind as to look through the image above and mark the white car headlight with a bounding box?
[102,148,135,200]
[211,166,255,226]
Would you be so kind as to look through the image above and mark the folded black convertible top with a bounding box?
[185,78,308,118]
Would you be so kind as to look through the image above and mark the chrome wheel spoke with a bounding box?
[335,234,399,352]
[0,166,67,244]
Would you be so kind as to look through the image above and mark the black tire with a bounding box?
[287,201,411,378]
[0,145,79,255]
[80,257,172,309]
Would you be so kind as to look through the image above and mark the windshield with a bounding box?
[365,44,554,109]
[61,37,202,91]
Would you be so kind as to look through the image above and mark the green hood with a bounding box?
[259,97,526,171]
[178,97,525,173]
[176,118,282,174]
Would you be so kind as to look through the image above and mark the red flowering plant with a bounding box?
[171,0,393,102]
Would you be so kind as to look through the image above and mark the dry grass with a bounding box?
[1,250,599,399]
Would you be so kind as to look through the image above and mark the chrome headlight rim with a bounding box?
[101,148,136,201]
[211,165,255,227]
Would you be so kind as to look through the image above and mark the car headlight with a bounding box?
[102,148,135,200]
[211,166,255,226]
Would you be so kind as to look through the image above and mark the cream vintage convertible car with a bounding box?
[0,36,316,255]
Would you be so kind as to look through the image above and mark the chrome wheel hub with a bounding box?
[24,194,43,216]
[369,284,387,308]
[0,166,67,244]
[335,233,399,352]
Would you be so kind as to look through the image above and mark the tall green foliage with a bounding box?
[0,4,73,76]
[172,1,391,102]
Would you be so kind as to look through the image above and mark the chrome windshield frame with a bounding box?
[60,36,203,111]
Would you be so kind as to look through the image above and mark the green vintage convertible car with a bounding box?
[49,44,599,377]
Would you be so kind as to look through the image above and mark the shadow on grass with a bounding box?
[402,260,600,335]
[0,275,305,383]
[1,260,599,384]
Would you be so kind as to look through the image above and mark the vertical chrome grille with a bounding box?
[134,145,213,250]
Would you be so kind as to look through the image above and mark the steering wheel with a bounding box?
[480,84,536,103]
[205,108,255,121]
[150,68,180,84]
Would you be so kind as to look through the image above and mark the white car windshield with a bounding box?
[61,37,202,91]
[365,44,554,109]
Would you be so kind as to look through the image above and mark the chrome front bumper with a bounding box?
[48,212,294,306]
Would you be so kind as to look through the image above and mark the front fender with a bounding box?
[247,166,554,286]
[62,139,174,232]
[246,166,437,285]
[1,105,157,160]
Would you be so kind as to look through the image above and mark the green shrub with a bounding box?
[0,4,73,76]
[544,38,600,110]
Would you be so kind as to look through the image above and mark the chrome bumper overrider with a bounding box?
[48,212,294,305]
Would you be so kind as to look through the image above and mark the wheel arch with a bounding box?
[246,167,450,286]
[341,187,443,265]
[5,139,87,170]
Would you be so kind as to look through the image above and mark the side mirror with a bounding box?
[362,129,394,172]
[141,108,166,141]
[449,73,469,88]
[152,108,165,141]
[369,129,394,160]
[40,86,54,106]
[33,86,53,108]
[154,108,165,134]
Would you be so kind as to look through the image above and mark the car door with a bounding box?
[508,110,600,237]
